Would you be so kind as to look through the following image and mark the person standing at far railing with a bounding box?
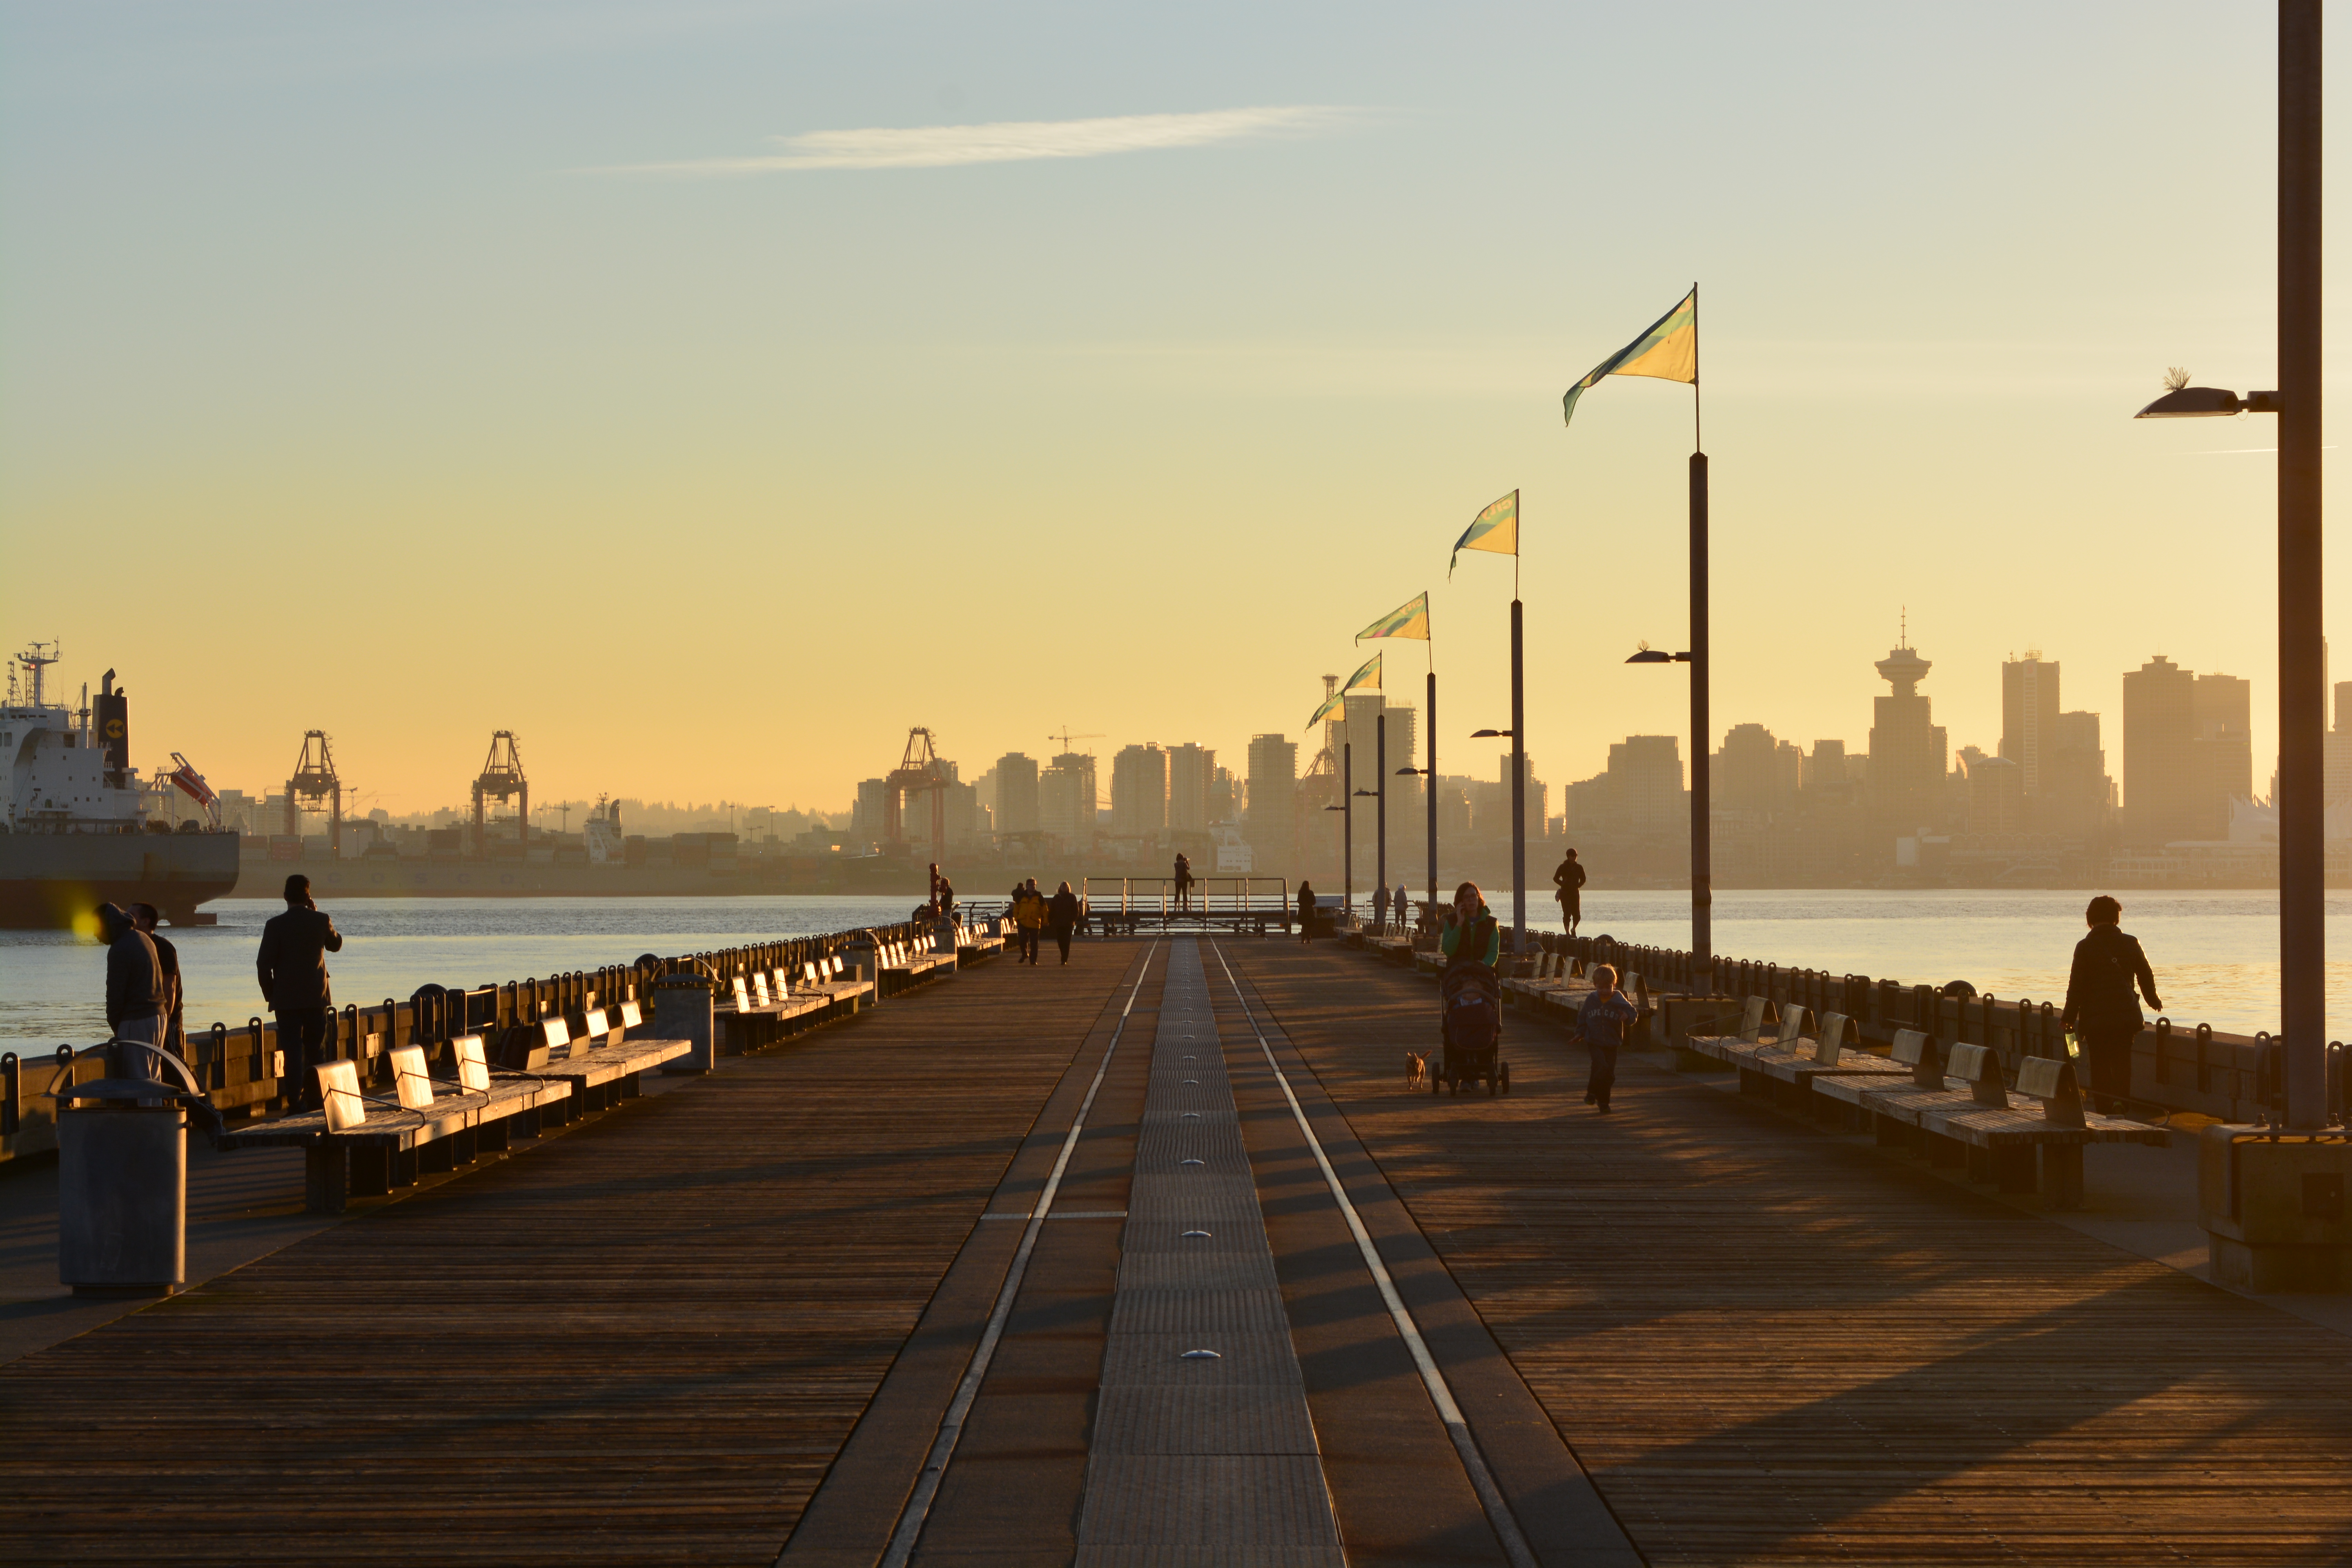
[1372,882,1390,934]
[1296,881,1316,944]
[2060,895,2163,1116]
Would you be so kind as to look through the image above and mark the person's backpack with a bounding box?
[1439,945,1502,1051]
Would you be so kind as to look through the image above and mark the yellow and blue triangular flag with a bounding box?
[1357,592,1429,642]
[1449,490,1517,577]
[1562,287,1697,428]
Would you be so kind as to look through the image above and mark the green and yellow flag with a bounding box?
[1307,688,1347,727]
[1341,652,1382,692]
[1561,287,1697,428]
[1357,592,1429,642]
[1449,490,1518,577]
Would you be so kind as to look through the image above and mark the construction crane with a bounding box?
[1046,726,1103,753]
[285,731,343,852]
[471,731,528,858]
[884,727,950,862]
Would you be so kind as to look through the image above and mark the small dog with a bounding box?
[1404,1051,1428,1089]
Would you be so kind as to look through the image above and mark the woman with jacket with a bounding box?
[2060,895,2162,1114]
[1437,881,1500,967]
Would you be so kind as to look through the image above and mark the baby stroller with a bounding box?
[1435,953,1511,1096]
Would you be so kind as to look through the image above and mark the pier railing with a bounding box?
[0,916,935,1166]
[1525,930,2330,1127]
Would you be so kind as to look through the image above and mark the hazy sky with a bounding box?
[4,2,2345,817]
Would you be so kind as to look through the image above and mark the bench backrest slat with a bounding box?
[2016,1054,2087,1127]
[318,1060,366,1132]
[389,1045,436,1112]
[1775,1005,1810,1048]
[541,1016,571,1051]
[1891,1027,1944,1088]
[617,1000,642,1032]
[1945,1042,2009,1107]
[453,1035,492,1094]
[751,973,771,1006]
[804,962,822,987]
[1813,1012,1859,1067]
[772,967,791,997]
[583,1007,610,1041]
[1738,995,1770,1043]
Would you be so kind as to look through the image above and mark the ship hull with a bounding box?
[0,832,242,929]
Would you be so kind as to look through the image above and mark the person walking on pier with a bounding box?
[258,873,343,1112]
[1047,880,1081,965]
[2060,895,2162,1116]
[1372,882,1390,934]
[1296,881,1316,944]
[1011,878,1046,965]
[96,901,165,1059]
[129,904,184,1058]
[1394,881,1409,935]
[1552,849,1586,937]
[1577,963,1637,1113]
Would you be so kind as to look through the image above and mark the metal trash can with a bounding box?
[57,1040,207,1298]
[654,973,717,1075]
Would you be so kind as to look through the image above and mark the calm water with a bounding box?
[2,890,2348,1047]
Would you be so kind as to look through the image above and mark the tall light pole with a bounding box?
[2131,0,2321,1125]
[1627,640,1708,984]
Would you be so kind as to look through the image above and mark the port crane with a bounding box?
[285,731,343,852]
[471,731,528,858]
[883,727,950,862]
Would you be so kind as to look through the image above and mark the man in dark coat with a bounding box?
[1295,881,1316,945]
[97,902,165,1044]
[130,904,184,1057]
[2060,895,2162,1115]
[258,873,343,1111]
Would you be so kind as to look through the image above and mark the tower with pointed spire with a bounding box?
[1867,618,1948,835]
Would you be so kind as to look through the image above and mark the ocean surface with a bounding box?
[2,890,2348,1048]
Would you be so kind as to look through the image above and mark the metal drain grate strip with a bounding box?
[1074,940,1343,1563]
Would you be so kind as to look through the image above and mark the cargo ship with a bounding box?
[0,644,240,928]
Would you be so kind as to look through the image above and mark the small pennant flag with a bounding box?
[1562,287,1697,428]
[1341,652,1382,692]
[1307,689,1347,727]
[1449,490,1518,577]
[1357,592,1430,642]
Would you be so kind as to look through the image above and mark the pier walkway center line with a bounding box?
[1074,938,1344,1563]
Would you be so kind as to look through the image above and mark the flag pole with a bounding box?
[1688,283,1712,991]
[1510,488,1526,956]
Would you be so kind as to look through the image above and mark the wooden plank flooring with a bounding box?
[1226,944,2352,1567]
[0,946,1149,1566]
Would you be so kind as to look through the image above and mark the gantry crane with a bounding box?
[285,731,343,852]
[471,731,528,858]
[883,727,949,862]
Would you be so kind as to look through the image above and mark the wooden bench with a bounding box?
[533,1004,694,1113]
[1720,1009,1913,1116]
[1815,1030,2167,1206]
[801,957,874,1013]
[228,1038,572,1214]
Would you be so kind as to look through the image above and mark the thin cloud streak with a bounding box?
[600,105,1346,175]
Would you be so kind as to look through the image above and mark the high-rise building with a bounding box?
[1804,740,1848,792]
[2328,681,2352,806]
[1039,750,1098,840]
[1167,744,1216,832]
[852,778,889,843]
[993,752,1040,834]
[1246,734,1297,862]
[2123,655,2199,844]
[1111,744,1168,835]
[2001,653,2062,796]
[1867,640,1948,833]
[1715,723,1786,812]
[1497,751,1548,844]
[1208,766,1237,824]
[2192,671,2253,835]
[2044,710,2112,839]
[1966,753,2026,835]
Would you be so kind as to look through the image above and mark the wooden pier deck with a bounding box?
[2,939,2350,1564]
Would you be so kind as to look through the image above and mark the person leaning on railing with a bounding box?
[2060,895,2163,1116]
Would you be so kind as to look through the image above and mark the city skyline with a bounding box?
[4,5,2347,815]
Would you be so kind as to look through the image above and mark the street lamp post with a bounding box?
[2132,0,2321,1127]
[1626,642,1708,986]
